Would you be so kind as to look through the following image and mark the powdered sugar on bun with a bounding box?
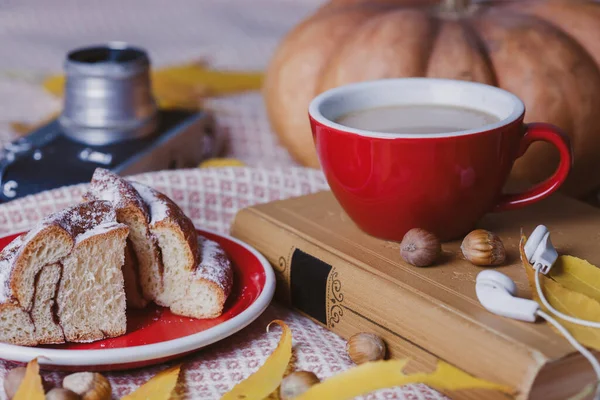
[44,201,120,240]
[196,237,233,296]
[0,235,24,303]
[130,182,170,224]
[167,235,233,319]
[85,168,148,216]
[129,181,199,268]
[75,222,126,244]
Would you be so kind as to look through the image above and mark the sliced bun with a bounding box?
[0,201,128,345]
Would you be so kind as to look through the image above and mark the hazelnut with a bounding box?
[346,332,386,365]
[400,228,441,267]
[46,388,81,400]
[3,367,27,399]
[461,229,506,266]
[62,372,111,400]
[279,371,320,399]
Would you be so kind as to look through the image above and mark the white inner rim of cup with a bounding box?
[308,78,525,139]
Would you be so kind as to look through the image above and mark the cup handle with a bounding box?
[494,123,572,212]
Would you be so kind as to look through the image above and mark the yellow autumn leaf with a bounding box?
[10,112,59,137]
[549,255,600,302]
[42,61,263,110]
[40,74,64,96]
[151,62,263,96]
[10,121,38,135]
[121,364,181,400]
[221,320,292,400]
[199,158,245,168]
[295,359,514,400]
[520,236,600,351]
[420,361,513,393]
[13,358,44,400]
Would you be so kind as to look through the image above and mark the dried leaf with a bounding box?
[294,359,514,400]
[549,255,600,302]
[420,361,513,393]
[198,158,245,168]
[520,236,600,351]
[42,62,263,110]
[151,62,263,98]
[10,121,36,135]
[10,112,59,136]
[221,320,292,400]
[121,364,181,400]
[41,75,65,96]
[13,358,44,400]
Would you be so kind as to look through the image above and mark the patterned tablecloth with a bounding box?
[0,1,449,399]
[0,168,448,399]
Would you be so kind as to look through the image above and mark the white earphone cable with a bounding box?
[535,268,600,329]
[534,267,600,398]
[536,310,600,399]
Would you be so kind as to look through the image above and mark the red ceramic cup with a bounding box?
[308,78,572,241]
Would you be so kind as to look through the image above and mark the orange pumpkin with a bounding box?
[264,0,600,197]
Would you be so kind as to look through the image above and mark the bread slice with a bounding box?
[0,201,129,345]
[0,303,35,346]
[170,236,233,318]
[57,221,129,342]
[85,168,162,307]
[0,233,67,346]
[2,226,72,312]
[31,263,63,344]
[131,182,233,318]
[130,182,199,307]
[85,169,233,318]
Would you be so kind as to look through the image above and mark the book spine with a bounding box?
[230,208,534,399]
[231,208,439,363]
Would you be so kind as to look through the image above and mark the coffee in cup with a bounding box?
[335,104,500,135]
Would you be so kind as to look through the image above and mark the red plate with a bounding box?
[0,229,275,371]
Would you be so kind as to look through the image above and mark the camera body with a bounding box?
[0,43,220,203]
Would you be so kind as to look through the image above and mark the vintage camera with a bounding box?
[0,43,220,203]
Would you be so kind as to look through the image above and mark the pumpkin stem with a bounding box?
[441,0,471,12]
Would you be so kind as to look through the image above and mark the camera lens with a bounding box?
[68,46,145,64]
[59,42,158,146]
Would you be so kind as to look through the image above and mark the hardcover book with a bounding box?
[231,190,600,400]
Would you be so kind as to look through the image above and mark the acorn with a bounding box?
[46,388,82,400]
[400,228,441,267]
[62,372,111,400]
[461,229,506,266]
[346,332,386,365]
[279,371,320,399]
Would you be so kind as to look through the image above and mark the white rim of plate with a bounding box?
[0,228,276,367]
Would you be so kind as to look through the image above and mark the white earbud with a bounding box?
[524,225,558,274]
[476,270,539,322]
